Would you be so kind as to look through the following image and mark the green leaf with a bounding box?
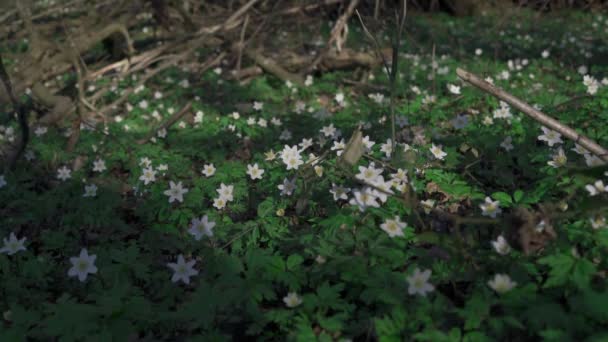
[286,254,304,271]
[513,189,524,203]
[570,258,596,289]
[538,253,575,288]
[491,192,513,206]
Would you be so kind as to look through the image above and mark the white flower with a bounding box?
[368,93,385,104]
[585,180,606,196]
[139,157,152,167]
[314,165,323,177]
[320,124,337,138]
[584,153,605,167]
[194,111,204,124]
[370,176,393,203]
[217,183,234,202]
[246,163,264,180]
[335,92,345,104]
[500,136,514,151]
[480,197,502,218]
[380,216,407,238]
[68,248,98,282]
[391,169,408,184]
[356,162,383,184]
[271,117,282,126]
[83,184,98,198]
[396,116,409,128]
[57,166,72,181]
[140,167,157,185]
[179,79,190,88]
[253,101,263,111]
[429,144,447,160]
[451,114,469,130]
[265,150,277,161]
[547,148,567,168]
[0,175,6,188]
[406,268,434,297]
[541,50,550,59]
[537,126,563,146]
[380,139,393,157]
[281,145,304,171]
[164,181,189,203]
[330,183,350,201]
[278,178,297,196]
[294,101,306,114]
[493,102,512,120]
[420,199,435,214]
[331,139,345,156]
[0,233,26,255]
[488,274,517,294]
[157,127,167,139]
[583,75,600,95]
[304,75,313,87]
[283,292,303,308]
[475,48,483,56]
[590,215,606,230]
[349,187,380,212]
[572,144,589,155]
[422,94,436,105]
[34,126,47,137]
[299,138,314,151]
[279,129,291,141]
[167,254,198,284]
[213,197,227,210]
[93,159,106,172]
[491,235,511,255]
[362,135,375,151]
[202,164,216,177]
[447,84,461,95]
[188,215,215,240]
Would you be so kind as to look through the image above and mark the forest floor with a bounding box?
[1,5,608,341]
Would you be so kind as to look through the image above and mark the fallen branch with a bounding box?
[244,49,304,86]
[456,68,608,162]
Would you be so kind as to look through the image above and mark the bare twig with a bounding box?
[457,68,608,162]
[388,0,407,158]
[235,14,250,80]
[355,10,391,77]
[307,0,360,73]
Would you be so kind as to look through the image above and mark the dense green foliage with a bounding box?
[1,9,608,341]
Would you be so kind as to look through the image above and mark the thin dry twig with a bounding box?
[307,0,360,73]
